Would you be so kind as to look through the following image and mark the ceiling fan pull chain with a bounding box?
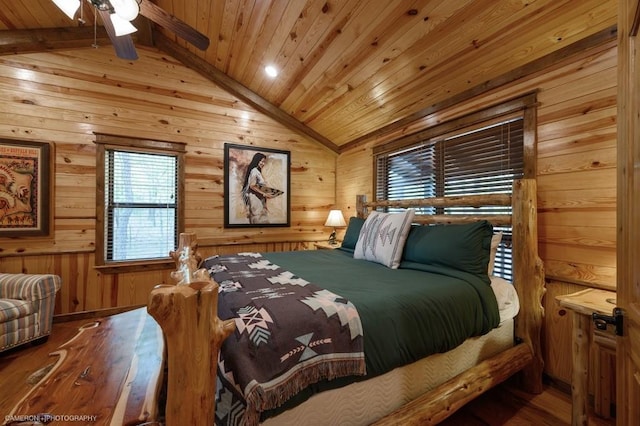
[78,0,86,25]
[92,4,99,49]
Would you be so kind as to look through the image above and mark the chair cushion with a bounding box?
[0,298,35,322]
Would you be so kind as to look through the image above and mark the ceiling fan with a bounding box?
[52,0,210,60]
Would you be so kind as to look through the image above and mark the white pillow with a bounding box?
[488,232,503,275]
[490,275,520,323]
[353,210,415,269]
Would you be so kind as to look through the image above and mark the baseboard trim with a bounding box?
[53,305,145,323]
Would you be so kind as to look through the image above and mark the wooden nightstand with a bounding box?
[556,288,617,425]
[314,241,341,250]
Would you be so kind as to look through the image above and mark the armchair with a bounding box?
[0,273,61,353]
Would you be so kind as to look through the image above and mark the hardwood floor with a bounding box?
[1,316,616,426]
[439,380,615,426]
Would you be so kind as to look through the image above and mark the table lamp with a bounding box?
[324,210,346,245]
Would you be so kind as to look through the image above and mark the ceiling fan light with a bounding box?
[111,0,140,22]
[110,13,138,36]
[52,0,80,20]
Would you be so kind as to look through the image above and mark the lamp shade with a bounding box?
[324,210,346,227]
[111,0,140,21]
[52,0,80,20]
[111,13,138,36]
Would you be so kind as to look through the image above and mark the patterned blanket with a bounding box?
[204,253,366,426]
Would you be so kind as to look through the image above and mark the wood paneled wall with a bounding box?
[337,40,617,384]
[0,46,337,313]
[0,39,618,385]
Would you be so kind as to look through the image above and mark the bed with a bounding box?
[147,178,545,426]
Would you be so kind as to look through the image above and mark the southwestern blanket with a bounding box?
[204,253,366,426]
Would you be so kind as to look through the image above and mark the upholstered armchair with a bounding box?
[0,273,61,353]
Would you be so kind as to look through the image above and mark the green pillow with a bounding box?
[402,221,493,281]
[340,217,365,251]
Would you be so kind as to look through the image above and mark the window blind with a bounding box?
[105,150,178,262]
[375,118,524,281]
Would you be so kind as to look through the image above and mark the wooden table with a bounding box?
[6,308,165,425]
[556,288,617,426]
[314,241,342,250]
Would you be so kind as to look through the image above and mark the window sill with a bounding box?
[94,259,175,274]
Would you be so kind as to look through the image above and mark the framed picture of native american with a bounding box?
[224,143,290,228]
[0,139,52,237]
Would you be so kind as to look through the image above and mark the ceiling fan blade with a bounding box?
[97,8,139,60]
[138,0,210,51]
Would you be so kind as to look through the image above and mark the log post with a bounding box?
[169,232,210,285]
[571,312,591,425]
[356,194,368,218]
[148,233,235,425]
[512,179,546,393]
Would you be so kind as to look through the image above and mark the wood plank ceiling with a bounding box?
[0,0,617,151]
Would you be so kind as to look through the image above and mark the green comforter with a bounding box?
[265,248,499,377]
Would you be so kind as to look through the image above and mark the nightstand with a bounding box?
[314,241,341,250]
[556,288,617,425]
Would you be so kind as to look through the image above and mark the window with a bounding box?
[95,135,185,270]
[374,94,536,281]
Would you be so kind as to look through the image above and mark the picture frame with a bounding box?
[0,139,52,237]
[224,143,290,228]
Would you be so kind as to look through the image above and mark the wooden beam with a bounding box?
[341,25,618,152]
[363,192,512,210]
[132,15,154,48]
[153,32,340,154]
[0,26,111,56]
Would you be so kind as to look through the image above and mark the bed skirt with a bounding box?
[262,319,515,425]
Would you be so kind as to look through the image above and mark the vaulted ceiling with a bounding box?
[0,0,617,152]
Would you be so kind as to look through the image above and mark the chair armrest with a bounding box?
[0,273,61,301]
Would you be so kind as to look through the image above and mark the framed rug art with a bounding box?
[224,143,290,228]
[0,140,51,237]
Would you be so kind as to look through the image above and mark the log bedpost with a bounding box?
[356,194,368,218]
[169,232,210,285]
[148,233,235,425]
[512,178,545,393]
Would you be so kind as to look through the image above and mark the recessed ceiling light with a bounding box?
[265,65,278,78]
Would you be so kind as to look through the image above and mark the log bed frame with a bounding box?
[147,178,545,426]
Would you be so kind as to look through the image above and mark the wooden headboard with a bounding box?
[363,179,545,424]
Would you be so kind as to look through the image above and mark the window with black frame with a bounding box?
[374,105,531,282]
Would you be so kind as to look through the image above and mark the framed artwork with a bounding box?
[0,140,51,237]
[224,143,290,228]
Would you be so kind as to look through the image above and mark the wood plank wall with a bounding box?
[0,39,618,387]
[0,46,337,313]
[337,40,617,385]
